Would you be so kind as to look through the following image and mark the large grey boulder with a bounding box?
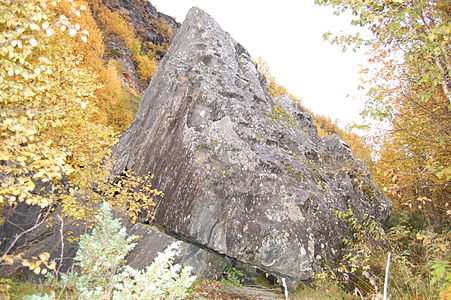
[113,7,391,282]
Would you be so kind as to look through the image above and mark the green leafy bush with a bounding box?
[220,267,245,287]
[113,242,196,299]
[71,202,137,295]
[56,202,196,299]
[22,293,54,300]
[386,212,450,299]
[316,209,450,299]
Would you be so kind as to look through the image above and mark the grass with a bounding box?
[1,280,50,299]
[292,280,358,299]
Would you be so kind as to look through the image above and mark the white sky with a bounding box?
[151,0,369,128]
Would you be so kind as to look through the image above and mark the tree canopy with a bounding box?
[315,0,450,219]
[0,0,161,273]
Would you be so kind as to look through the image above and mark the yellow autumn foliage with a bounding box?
[0,0,116,210]
[91,0,159,82]
[256,58,288,98]
[0,0,161,267]
[55,0,135,130]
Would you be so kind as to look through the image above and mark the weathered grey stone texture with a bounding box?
[113,7,391,281]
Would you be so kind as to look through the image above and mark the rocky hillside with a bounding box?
[92,0,179,93]
[0,0,391,294]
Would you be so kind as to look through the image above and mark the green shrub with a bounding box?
[316,208,450,299]
[220,267,245,287]
[113,242,196,299]
[67,202,137,297]
[22,293,54,300]
[56,202,196,299]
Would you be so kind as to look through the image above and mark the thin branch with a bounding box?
[1,205,52,259]
[55,214,65,277]
[383,252,391,300]
[435,59,451,105]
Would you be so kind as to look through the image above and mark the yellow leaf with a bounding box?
[29,261,40,270]
[47,261,56,270]
[26,181,35,190]
[22,260,31,267]
[4,256,14,265]
[29,38,38,47]
[38,252,50,261]
[46,29,55,37]
[0,283,11,293]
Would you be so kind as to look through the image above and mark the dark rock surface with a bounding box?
[0,202,86,277]
[113,7,392,282]
[126,223,230,278]
[0,203,228,279]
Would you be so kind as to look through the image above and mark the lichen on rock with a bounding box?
[112,7,392,282]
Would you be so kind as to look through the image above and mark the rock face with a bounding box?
[0,203,229,279]
[96,0,179,93]
[113,7,392,282]
[103,0,178,46]
[126,223,230,278]
[0,203,81,277]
